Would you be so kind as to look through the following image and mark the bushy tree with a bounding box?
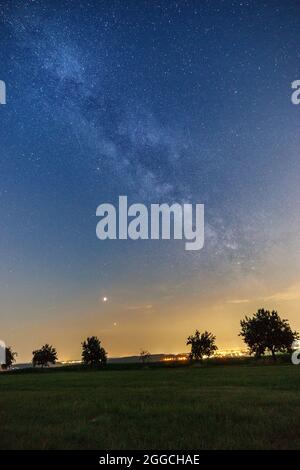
[187,330,218,361]
[1,346,17,370]
[81,336,107,367]
[32,344,58,367]
[240,308,299,360]
[139,349,151,364]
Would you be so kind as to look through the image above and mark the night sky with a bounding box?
[1,0,300,361]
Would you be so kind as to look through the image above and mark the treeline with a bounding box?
[1,308,299,369]
[2,336,107,370]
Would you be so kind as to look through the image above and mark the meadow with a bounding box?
[0,363,300,450]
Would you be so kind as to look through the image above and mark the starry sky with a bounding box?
[0,0,300,361]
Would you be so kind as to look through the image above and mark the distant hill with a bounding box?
[12,353,187,368]
[12,350,246,369]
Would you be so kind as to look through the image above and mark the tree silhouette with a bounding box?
[81,336,107,367]
[187,330,218,361]
[240,308,299,360]
[1,346,17,370]
[139,349,151,364]
[32,344,58,367]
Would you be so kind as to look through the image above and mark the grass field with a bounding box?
[0,364,300,450]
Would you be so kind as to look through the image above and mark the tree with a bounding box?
[1,346,17,370]
[32,344,58,367]
[81,336,107,367]
[139,349,151,364]
[187,330,218,361]
[239,308,299,360]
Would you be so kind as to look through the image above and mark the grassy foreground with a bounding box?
[0,364,300,450]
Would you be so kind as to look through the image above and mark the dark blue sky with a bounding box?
[0,0,300,360]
